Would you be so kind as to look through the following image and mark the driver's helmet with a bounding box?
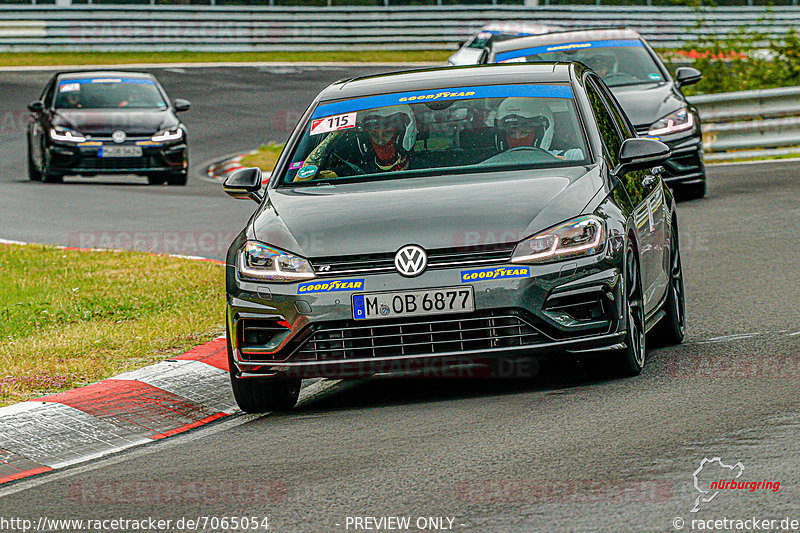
[584,52,616,77]
[63,91,82,108]
[495,97,554,150]
[358,104,418,153]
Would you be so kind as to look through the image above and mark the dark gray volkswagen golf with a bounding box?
[223,63,686,412]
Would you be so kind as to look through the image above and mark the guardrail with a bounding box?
[690,87,800,161]
[0,5,799,52]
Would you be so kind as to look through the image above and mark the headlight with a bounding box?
[238,242,315,282]
[49,127,86,143]
[151,128,183,142]
[648,108,694,136]
[511,215,605,264]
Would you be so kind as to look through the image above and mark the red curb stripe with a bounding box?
[173,338,229,371]
[155,412,228,440]
[37,380,226,440]
[0,466,53,485]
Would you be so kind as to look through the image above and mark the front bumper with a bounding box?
[226,241,627,379]
[47,139,187,176]
[638,127,705,188]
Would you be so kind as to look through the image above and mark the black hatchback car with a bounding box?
[222,63,687,412]
[486,28,706,199]
[27,71,190,185]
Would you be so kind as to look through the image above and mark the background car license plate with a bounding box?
[99,145,143,158]
[352,286,474,320]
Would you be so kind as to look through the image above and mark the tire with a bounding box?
[27,146,42,182]
[166,171,188,186]
[227,332,300,413]
[607,239,647,377]
[40,147,63,184]
[679,181,705,200]
[650,221,686,346]
[147,174,166,185]
[42,170,63,184]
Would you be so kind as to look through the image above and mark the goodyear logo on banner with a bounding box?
[398,90,476,103]
[297,279,365,294]
[461,266,530,282]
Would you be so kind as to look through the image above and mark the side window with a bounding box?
[585,78,624,168]
[595,78,636,139]
[42,80,56,108]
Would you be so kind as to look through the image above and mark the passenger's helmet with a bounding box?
[495,97,554,150]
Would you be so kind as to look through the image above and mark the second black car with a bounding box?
[27,71,190,185]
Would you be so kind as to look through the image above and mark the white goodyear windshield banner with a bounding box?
[461,266,530,283]
[297,279,365,294]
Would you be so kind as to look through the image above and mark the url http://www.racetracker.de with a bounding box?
[0,515,271,532]
[673,516,800,531]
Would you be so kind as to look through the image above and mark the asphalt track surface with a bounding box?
[2,67,800,531]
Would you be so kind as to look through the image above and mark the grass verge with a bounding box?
[239,142,286,173]
[0,244,226,407]
[0,50,449,68]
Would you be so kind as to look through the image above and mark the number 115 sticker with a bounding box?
[310,112,357,136]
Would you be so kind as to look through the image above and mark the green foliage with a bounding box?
[674,14,800,95]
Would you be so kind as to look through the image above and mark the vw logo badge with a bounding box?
[111,130,126,144]
[394,245,427,277]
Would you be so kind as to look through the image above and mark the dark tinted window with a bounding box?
[585,79,623,167]
[496,40,665,88]
[41,80,56,108]
[54,77,167,110]
[592,76,636,139]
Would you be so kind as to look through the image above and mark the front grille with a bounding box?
[310,243,516,277]
[75,155,160,170]
[292,309,545,362]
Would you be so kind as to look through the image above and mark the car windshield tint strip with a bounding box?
[496,40,643,63]
[58,78,156,87]
[311,84,574,120]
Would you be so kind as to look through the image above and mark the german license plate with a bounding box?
[99,145,143,158]
[352,286,474,320]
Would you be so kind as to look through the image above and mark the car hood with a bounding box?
[610,82,685,130]
[52,109,177,136]
[252,165,604,258]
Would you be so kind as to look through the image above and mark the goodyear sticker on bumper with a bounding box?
[461,266,530,283]
[297,279,365,294]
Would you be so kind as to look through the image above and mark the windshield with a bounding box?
[280,84,590,187]
[54,77,167,110]
[495,40,665,87]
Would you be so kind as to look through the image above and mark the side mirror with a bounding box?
[675,67,702,88]
[173,99,191,112]
[456,40,467,50]
[28,101,45,113]
[615,138,671,175]
[224,167,264,203]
